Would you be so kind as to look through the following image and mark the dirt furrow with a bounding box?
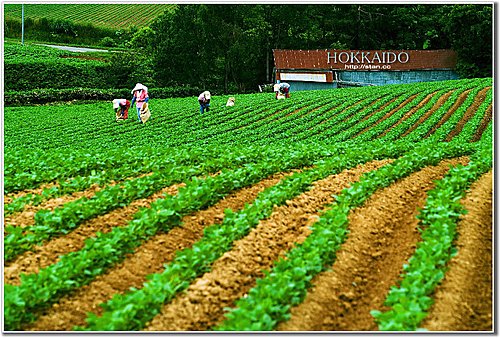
[4,181,60,204]
[471,103,492,142]
[4,172,153,228]
[23,171,292,331]
[424,89,471,138]
[143,159,392,331]
[377,91,436,138]
[401,90,454,137]
[311,98,366,130]
[4,183,184,285]
[353,94,418,138]
[277,157,469,331]
[445,86,491,141]
[4,184,103,228]
[421,170,492,331]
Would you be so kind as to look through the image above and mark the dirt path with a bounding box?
[353,94,418,138]
[377,92,436,138]
[276,157,469,331]
[421,170,492,331]
[445,87,491,141]
[471,103,493,142]
[4,183,183,285]
[23,171,293,331]
[143,159,392,331]
[401,90,454,138]
[4,172,152,228]
[4,182,60,204]
[4,184,103,228]
[424,89,471,138]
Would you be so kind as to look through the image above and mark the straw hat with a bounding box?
[203,91,211,100]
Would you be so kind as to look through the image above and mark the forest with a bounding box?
[4,3,493,94]
[138,4,492,92]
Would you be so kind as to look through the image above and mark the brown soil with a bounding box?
[4,183,183,285]
[471,103,493,142]
[353,94,418,138]
[277,157,469,331]
[311,98,367,130]
[358,96,397,124]
[4,172,153,228]
[9,156,492,333]
[378,91,436,138]
[22,171,294,331]
[401,90,454,137]
[424,89,471,138]
[144,159,392,331]
[4,182,60,204]
[445,87,491,141]
[4,184,103,228]
[421,170,493,331]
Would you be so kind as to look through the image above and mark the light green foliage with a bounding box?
[3,78,493,331]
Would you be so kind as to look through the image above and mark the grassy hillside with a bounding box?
[4,4,176,29]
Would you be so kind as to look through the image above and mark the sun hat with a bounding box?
[131,83,147,94]
[204,91,211,100]
[112,99,121,109]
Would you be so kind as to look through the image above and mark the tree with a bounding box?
[442,4,492,78]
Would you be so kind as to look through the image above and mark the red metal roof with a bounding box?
[273,49,457,71]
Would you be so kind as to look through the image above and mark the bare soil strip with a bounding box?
[377,92,436,138]
[23,171,292,331]
[401,90,454,137]
[143,159,392,331]
[353,94,418,138]
[358,96,398,124]
[445,87,491,141]
[4,172,153,228]
[276,157,469,332]
[4,184,103,228]
[421,171,492,331]
[311,98,367,130]
[424,89,471,138]
[471,103,493,142]
[4,182,60,204]
[4,183,183,285]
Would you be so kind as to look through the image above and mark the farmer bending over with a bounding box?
[113,98,131,121]
[198,91,211,114]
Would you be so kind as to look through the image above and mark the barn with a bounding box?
[273,49,458,90]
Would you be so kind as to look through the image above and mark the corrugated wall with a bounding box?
[338,70,459,86]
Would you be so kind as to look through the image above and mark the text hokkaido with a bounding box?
[327,51,410,64]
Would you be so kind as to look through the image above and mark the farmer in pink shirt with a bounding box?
[131,83,149,123]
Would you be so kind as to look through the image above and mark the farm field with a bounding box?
[4,4,176,29]
[3,78,493,331]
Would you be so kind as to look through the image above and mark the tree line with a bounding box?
[110,4,493,93]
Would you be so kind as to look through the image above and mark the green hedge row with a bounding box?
[5,59,112,91]
[4,86,205,106]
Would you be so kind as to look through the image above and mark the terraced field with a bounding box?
[4,4,176,29]
[3,78,493,331]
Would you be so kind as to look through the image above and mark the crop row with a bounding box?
[3,79,490,199]
[3,78,485,157]
[4,141,351,330]
[215,139,486,331]
[4,4,176,29]
[5,133,489,331]
[371,142,492,330]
